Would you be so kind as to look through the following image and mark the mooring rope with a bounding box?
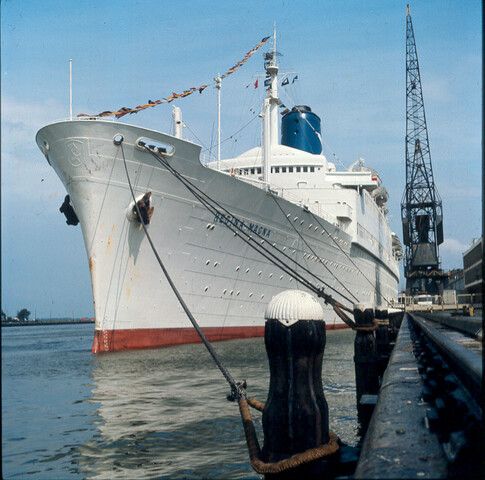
[307,210,394,307]
[120,143,245,401]
[269,191,361,304]
[239,397,340,474]
[118,140,383,476]
[277,91,394,308]
[145,147,357,308]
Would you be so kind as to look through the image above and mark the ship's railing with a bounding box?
[201,165,340,226]
[51,116,116,125]
[271,188,339,226]
[200,154,217,166]
[208,167,271,190]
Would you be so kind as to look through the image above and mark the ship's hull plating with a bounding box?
[36,120,399,352]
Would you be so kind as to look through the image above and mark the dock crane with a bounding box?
[401,5,447,295]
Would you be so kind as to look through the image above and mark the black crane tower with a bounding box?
[401,5,446,295]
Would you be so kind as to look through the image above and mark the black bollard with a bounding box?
[262,290,329,465]
[353,303,379,429]
[375,308,391,377]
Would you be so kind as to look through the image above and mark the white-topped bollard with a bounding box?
[262,290,329,465]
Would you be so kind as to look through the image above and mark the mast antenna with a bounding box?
[216,73,222,170]
[262,22,280,187]
[69,59,72,121]
[273,21,276,56]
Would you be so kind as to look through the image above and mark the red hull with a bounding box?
[92,323,349,353]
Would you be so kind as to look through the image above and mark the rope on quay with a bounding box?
[239,397,340,475]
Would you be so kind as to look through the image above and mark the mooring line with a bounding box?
[269,191,360,304]
[307,210,393,307]
[120,143,244,400]
[146,147,357,307]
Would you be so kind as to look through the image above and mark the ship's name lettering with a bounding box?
[213,212,271,238]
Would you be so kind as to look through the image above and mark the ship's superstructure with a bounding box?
[36,39,400,352]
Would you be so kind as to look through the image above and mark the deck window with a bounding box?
[296,166,301,172]
[282,166,287,173]
[303,166,308,172]
[257,167,262,174]
[289,166,293,173]
[310,166,315,172]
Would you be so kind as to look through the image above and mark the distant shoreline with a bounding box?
[1,320,95,327]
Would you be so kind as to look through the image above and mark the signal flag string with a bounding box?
[78,36,270,119]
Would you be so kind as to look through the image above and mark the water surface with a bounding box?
[2,324,357,479]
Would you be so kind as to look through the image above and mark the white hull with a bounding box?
[36,119,399,351]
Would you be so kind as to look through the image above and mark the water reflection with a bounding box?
[77,330,357,479]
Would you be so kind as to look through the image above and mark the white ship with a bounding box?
[36,42,402,352]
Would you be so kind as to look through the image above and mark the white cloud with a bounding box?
[1,96,67,212]
[1,150,63,210]
[439,237,474,270]
[1,96,66,158]
[422,76,452,103]
[441,237,469,255]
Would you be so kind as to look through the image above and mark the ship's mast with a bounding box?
[216,74,222,170]
[172,106,183,138]
[269,25,279,145]
[69,59,72,121]
[262,25,279,186]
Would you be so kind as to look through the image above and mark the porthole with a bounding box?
[205,260,210,265]
[246,268,250,273]
[236,266,240,271]
[43,140,50,151]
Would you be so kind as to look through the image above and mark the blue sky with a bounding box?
[1,0,481,318]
